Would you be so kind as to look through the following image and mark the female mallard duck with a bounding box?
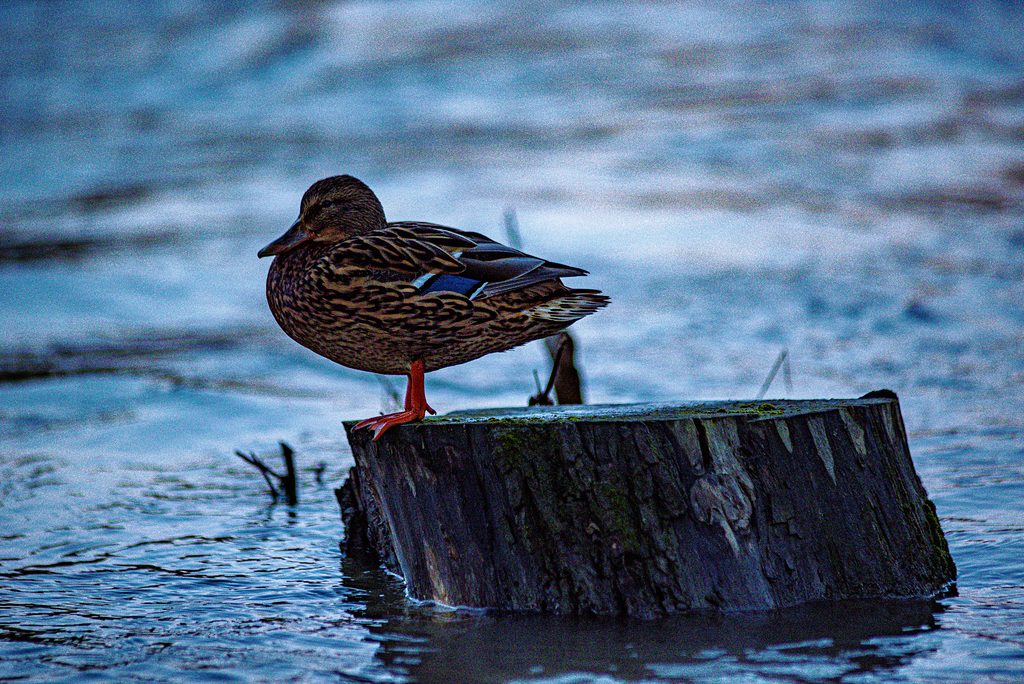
[258,175,609,440]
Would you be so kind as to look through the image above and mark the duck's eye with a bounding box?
[320,199,335,209]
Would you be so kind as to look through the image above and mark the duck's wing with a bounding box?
[365,222,590,300]
[331,223,474,275]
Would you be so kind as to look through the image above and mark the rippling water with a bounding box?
[2,0,1023,681]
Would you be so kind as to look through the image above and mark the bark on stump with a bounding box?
[338,394,956,617]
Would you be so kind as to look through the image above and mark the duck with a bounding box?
[258,175,609,440]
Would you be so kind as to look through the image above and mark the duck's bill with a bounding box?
[258,219,311,257]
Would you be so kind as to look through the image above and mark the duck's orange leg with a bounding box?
[354,359,436,441]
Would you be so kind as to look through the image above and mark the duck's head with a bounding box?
[258,175,386,258]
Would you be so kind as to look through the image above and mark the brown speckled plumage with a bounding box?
[259,175,609,438]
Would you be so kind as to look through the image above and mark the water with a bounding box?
[2,0,1023,681]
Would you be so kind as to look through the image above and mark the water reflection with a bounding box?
[359,592,940,682]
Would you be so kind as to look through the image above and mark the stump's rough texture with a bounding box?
[339,396,956,617]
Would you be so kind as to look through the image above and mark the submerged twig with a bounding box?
[546,332,583,404]
[313,462,327,485]
[756,349,792,400]
[501,209,588,406]
[503,207,523,250]
[236,442,298,505]
[530,369,552,406]
[529,334,577,406]
[375,374,402,410]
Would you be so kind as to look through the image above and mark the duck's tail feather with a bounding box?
[527,289,610,323]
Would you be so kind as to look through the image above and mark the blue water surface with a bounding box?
[1,0,1022,681]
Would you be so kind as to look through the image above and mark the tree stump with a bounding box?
[337,394,956,618]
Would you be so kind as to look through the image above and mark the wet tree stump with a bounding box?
[337,393,956,617]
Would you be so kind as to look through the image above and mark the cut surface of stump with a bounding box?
[338,396,956,617]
